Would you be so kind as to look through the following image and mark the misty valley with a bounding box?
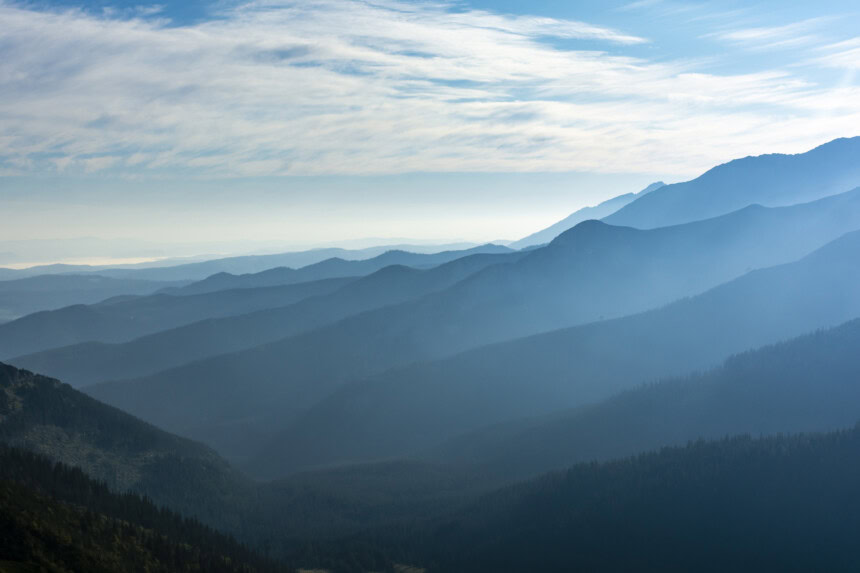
[1,137,860,571]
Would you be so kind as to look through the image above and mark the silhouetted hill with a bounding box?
[0,277,354,359]
[605,136,860,229]
[249,230,860,477]
[390,427,860,572]
[171,244,513,295]
[13,252,521,392]
[0,274,187,323]
[511,181,663,248]
[86,191,860,465]
[430,317,860,481]
[0,362,251,523]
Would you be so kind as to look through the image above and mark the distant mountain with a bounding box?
[605,136,860,229]
[12,252,522,392]
[0,274,187,323]
[0,242,482,282]
[390,427,860,572]
[0,362,250,523]
[248,229,860,477]
[510,181,664,249]
[84,190,860,465]
[0,276,354,359]
[170,244,513,295]
[431,317,860,481]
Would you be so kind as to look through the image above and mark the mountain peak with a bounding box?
[605,136,860,229]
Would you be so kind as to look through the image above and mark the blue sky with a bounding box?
[1,0,859,261]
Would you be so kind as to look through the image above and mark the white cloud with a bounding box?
[0,0,857,179]
[813,37,860,70]
[707,18,830,50]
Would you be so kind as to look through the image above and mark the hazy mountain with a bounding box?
[0,276,354,359]
[0,274,187,323]
[390,427,860,572]
[170,243,513,295]
[605,136,860,229]
[0,362,250,523]
[430,317,860,481]
[12,252,522,390]
[0,242,482,282]
[83,191,860,464]
[248,230,860,477]
[510,181,664,249]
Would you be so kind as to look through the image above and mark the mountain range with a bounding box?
[69,185,860,465]
[246,229,860,476]
[605,136,860,228]
[5,136,860,572]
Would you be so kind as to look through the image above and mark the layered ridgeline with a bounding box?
[77,186,860,468]
[7,314,860,571]
[510,181,664,248]
[605,136,860,229]
[248,229,860,477]
[0,243,510,360]
[11,251,522,390]
[0,362,252,526]
[0,448,287,573]
[430,317,860,481]
[0,277,354,359]
[0,241,486,282]
[383,427,860,573]
[0,274,188,324]
[171,244,512,295]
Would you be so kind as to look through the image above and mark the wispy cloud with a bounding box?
[0,0,857,179]
[813,37,860,70]
[708,17,829,50]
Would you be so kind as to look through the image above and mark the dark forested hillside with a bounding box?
[605,136,860,228]
[0,447,289,573]
[249,229,860,477]
[0,362,252,525]
[380,427,860,572]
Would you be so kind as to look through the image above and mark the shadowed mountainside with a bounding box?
[388,427,860,572]
[0,362,252,525]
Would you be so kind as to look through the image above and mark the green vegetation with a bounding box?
[0,362,253,528]
[0,446,288,573]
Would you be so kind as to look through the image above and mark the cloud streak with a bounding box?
[0,0,858,179]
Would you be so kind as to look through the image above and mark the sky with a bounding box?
[1,0,859,263]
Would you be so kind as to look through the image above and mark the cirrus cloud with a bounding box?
[0,0,858,179]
